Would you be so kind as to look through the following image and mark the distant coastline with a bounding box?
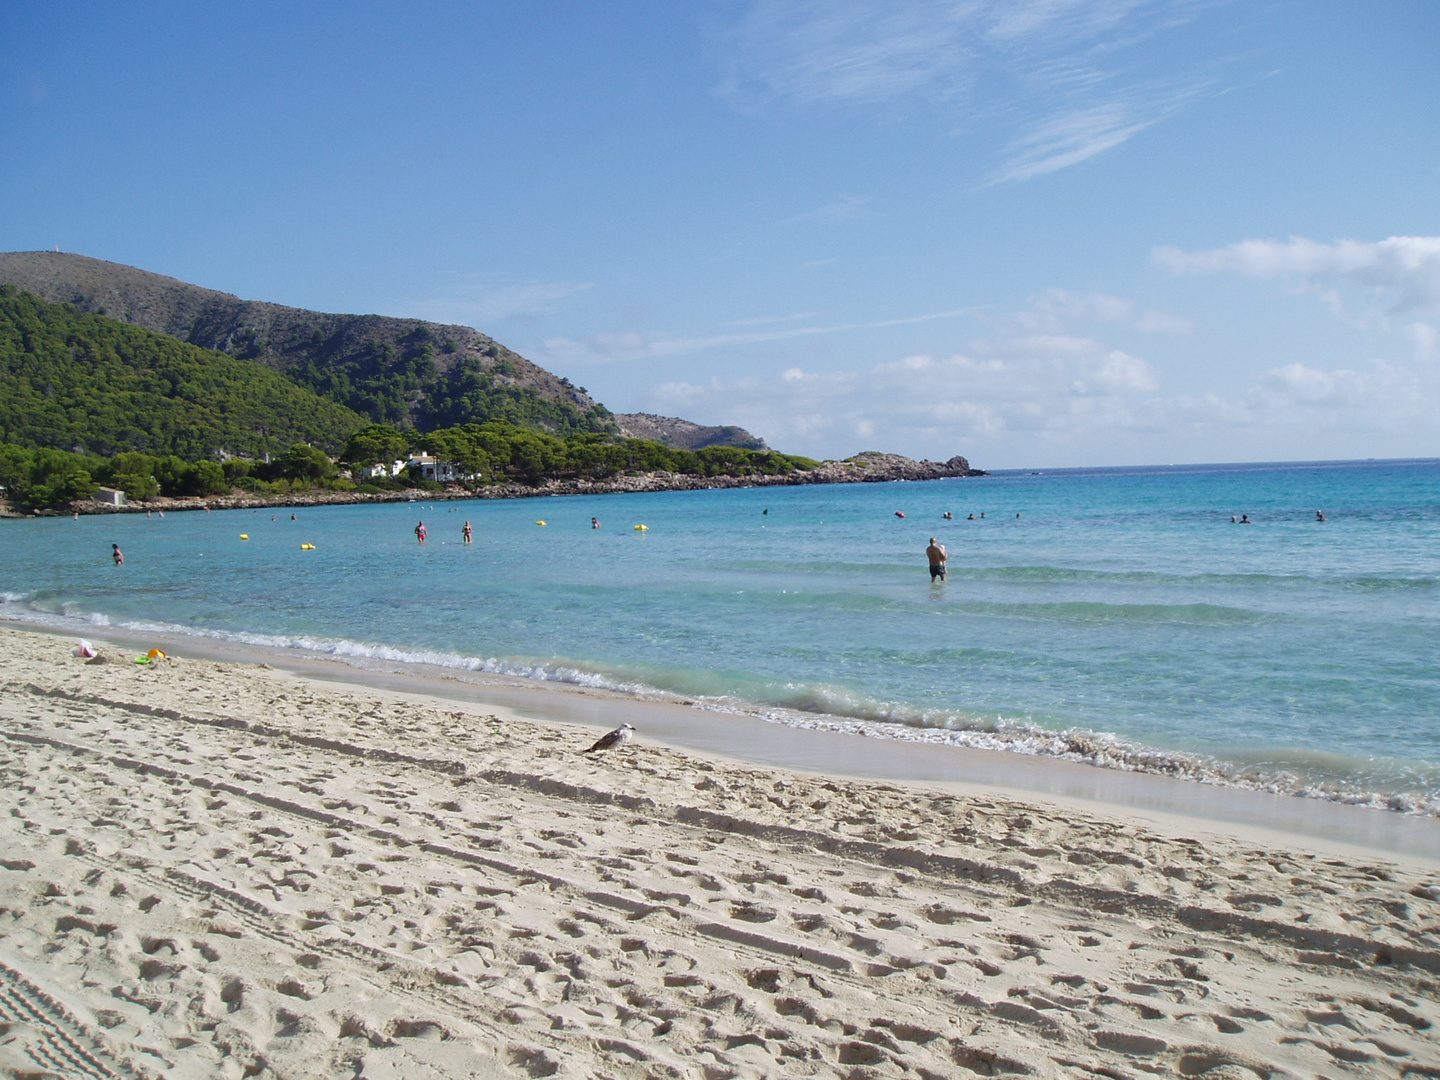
[4,452,984,517]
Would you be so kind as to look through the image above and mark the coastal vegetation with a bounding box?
[0,424,820,513]
[0,286,366,458]
[344,422,818,488]
[0,275,847,515]
[0,443,344,513]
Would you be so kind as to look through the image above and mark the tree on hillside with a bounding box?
[273,444,337,482]
[0,445,99,512]
[340,424,412,473]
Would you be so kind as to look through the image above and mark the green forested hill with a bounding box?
[0,252,775,449]
[0,251,614,435]
[0,286,366,458]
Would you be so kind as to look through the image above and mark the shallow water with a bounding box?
[3,457,1438,812]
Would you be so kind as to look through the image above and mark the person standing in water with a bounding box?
[415,520,427,543]
[591,517,601,529]
[926,538,947,581]
[111,543,124,566]
[462,520,473,544]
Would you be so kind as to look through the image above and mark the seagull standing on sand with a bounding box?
[584,724,635,754]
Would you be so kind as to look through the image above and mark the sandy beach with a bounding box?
[1,625,1437,1079]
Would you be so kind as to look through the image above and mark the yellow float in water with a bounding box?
[634,524,649,531]
[536,520,547,526]
[300,543,316,550]
[239,534,249,540]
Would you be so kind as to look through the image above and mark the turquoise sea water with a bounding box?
[3,458,1438,813]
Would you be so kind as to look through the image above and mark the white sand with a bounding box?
[1,626,1437,1080]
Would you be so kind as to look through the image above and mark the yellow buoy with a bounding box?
[239,534,249,540]
[300,543,315,550]
[536,520,547,526]
[634,524,649,531]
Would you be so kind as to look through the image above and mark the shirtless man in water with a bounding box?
[926,538,947,581]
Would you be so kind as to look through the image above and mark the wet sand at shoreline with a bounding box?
[2,624,1438,1078]
[10,618,1438,865]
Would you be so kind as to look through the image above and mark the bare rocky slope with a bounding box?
[0,252,753,447]
[612,411,768,451]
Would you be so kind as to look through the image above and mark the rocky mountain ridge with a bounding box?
[612,412,768,451]
[0,252,631,437]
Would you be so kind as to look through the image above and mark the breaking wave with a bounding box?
[3,600,1435,818]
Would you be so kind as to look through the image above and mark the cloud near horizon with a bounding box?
[640,287,1440,465]
[1155,235,1440,319]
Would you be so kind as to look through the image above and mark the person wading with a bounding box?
[926,538,947,582]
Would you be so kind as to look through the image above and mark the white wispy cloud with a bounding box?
[782,195,872,224]
[994,287,1193,335]
[410,280,595,325]
[535,305,977,367]
[716,0,1230,183]
[990,103,1154,183]
[1155,235,1440,317]
[718,2,976,106]
[722,310,826,327]
[1406,321,1437,361]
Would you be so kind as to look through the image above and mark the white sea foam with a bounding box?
[4,599,1438,816]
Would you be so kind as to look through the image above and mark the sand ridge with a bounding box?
[0,626,1437,1079]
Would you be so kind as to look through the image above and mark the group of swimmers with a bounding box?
[1230,512,1327,523]
[415,516,601,544]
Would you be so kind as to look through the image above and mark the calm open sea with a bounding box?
[3,458,1438,813]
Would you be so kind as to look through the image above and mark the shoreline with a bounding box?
[14,617,1438,868]
[2,453,986,518]
[2,621,1438,1078]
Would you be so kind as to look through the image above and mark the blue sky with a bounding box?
[3,1,1438,467]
